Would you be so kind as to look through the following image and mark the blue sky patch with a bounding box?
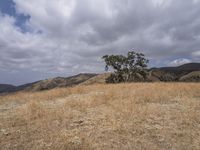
[0,0,30,32]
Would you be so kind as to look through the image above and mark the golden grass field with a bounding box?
[0,83,200,150]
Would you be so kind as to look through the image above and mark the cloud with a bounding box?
[168,58,191,66]
[192,51,200,57]
[0,0,200,84]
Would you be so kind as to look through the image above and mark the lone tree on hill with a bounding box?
[102,51,149,83]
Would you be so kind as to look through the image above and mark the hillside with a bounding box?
[179,71,200,82]
[0,63,199,94]
[160,63,200,71]
[0,83,200,149]
[0,84,16,93]
[80,73,111,85]
[0,73,97,93]
[147,63,200,82]
[24,73,97,92]
[69,63,200,84]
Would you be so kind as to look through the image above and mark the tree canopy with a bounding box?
[102,51,149,83]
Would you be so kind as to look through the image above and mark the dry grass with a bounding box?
[0,83,200,150]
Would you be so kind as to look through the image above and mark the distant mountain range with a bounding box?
[0,84,16,93]
[160,63,200,71]
[148,63,200,82]
[0,63,199,94]
[0,73,97,94]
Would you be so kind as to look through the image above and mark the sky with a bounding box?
[0,0,200,85]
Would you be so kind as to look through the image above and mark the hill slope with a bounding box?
[80,73,111,85]
[160,63,200,71]
[0,63,199,94]
[25,73,97,92]
[148,63,200,82]
[0,83,200,149]
[179,71,200,82]
[0,84,16,93]
[0,73,97,93]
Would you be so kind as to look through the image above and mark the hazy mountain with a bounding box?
[0,84,16,93]
[160,63,200,71]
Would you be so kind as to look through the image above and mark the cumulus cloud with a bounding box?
[168,58,191,66]
[0,0,200,84]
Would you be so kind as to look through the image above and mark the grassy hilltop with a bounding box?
[0,83,200,150]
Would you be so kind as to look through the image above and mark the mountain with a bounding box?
[179,71,200,82]
[0,84,16,93]
[80,73,111,85]
[160,63,200,71]
[24,73,97,92]
[81,63,200,83]
[148,63,200,82]
[0,63,199,94]
[0,73,97,94]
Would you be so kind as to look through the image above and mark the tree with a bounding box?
[102,51,149,83]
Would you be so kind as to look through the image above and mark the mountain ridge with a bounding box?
[0,73,97,94]
[0,84,16,93]
[0,63,199,94]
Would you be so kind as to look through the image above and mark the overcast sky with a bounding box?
[0,0,200,85]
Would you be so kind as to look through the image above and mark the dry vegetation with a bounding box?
[0,83,200,150]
